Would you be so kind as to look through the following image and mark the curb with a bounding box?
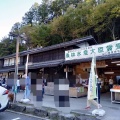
[6,109,50,120]
[8,102,101,120]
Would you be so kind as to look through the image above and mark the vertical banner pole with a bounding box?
[66,65,68,79]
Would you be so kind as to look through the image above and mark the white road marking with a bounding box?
[12,117,20,120]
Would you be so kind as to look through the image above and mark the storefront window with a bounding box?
[9,58,15,66]
[4,59,9,66]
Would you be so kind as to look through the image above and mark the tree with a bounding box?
[1,0,120,57]
[50,1,94,41]
[87,0,120,41]
[30,24,51,47]
[0,37,25,57]
[38,2,49,24]
[20,24,51,48]
[30,3,40,24]
[11,22,21,34]
[51,15,72,42]
[22,3,39,26]
[22,11,34,26]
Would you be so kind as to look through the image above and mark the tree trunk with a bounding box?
[108,20,116,41]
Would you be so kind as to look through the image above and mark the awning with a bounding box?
[0,59,64,73]
[0,68,15,73]
[64,53,120,65]
[28,59,64,69]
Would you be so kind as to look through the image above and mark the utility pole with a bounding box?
[15,36,20,75]
[9,31,20,103]
[9,30,29,102]
[14,35,20,103]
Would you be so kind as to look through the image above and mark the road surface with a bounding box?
[0,110,46,120]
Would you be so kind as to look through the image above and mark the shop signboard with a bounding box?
[65,40,120,61]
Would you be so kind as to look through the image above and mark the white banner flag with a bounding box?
[87,55,97,100]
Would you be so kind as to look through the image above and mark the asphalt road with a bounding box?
[0,110,46,120]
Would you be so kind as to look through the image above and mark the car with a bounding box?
[0,86,9,112]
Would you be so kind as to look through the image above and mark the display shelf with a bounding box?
[110,88,120,103]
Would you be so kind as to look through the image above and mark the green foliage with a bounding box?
[0,38,25,57]
[46,34,63,46]
[20,24,51,48]
[0,0,120,57]
[30,24,51,47]
[22,3,39,26]
[87,0,120,40]
[38,2,49,24]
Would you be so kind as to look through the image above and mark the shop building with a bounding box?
[0,36,96,89]
[65,39,120,99]
[0,35,120,99]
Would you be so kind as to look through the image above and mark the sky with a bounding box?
[0,0,42,41]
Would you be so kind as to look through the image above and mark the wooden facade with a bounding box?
[0,36,97,81]
[32,48,65,63]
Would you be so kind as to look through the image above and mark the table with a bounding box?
[110,89,120,103]
[69,87,87,98]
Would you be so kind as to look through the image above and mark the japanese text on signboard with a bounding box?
[65,40,120,60]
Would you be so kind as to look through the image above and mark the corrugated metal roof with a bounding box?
[21,35,96,55]
[0,36,96,59]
